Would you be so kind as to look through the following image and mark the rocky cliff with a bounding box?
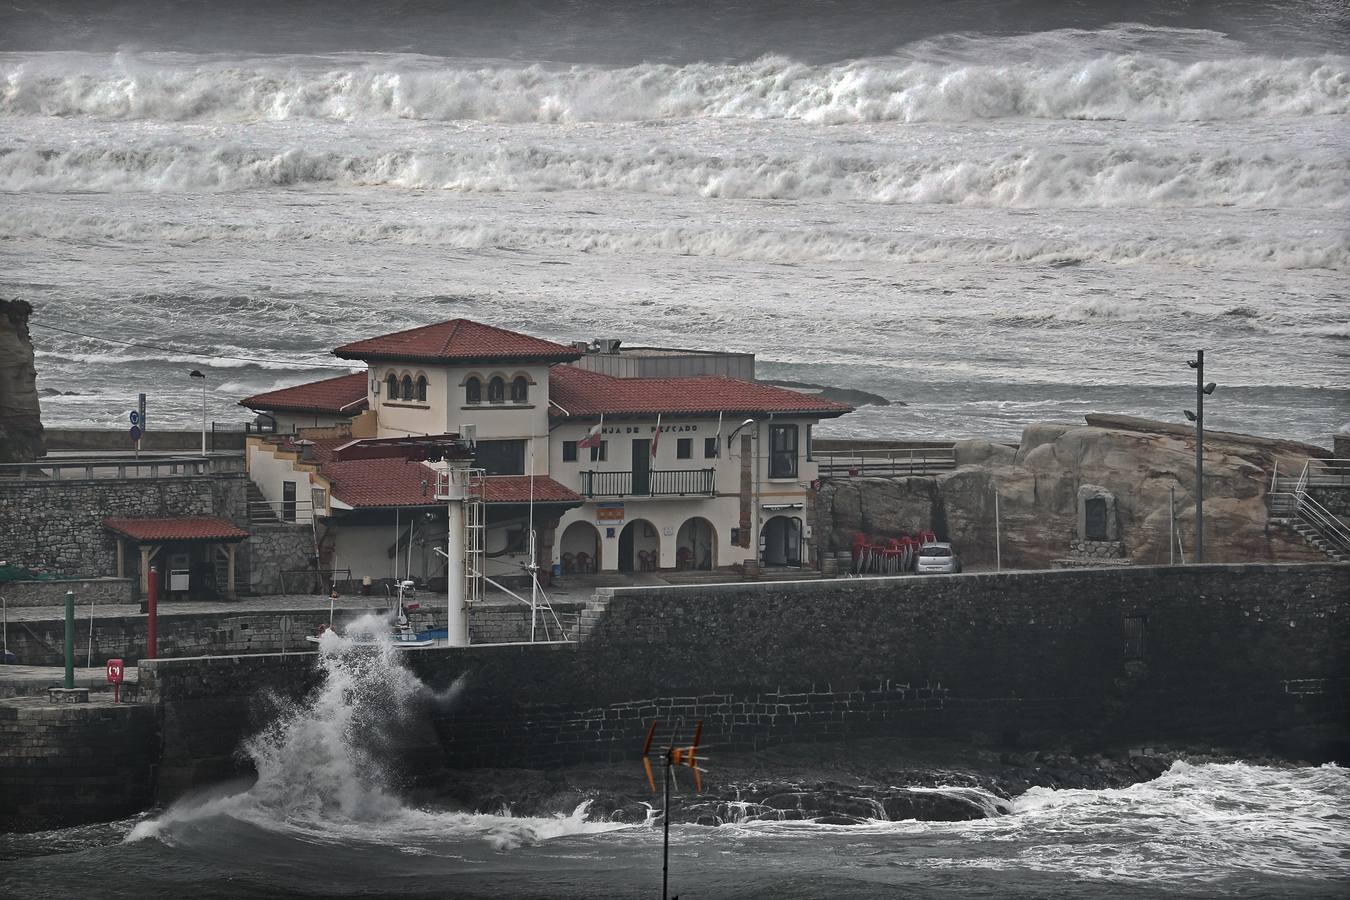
[817,417,1330,568]
[0,299,45,463]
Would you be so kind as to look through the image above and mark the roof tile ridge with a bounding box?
[441,318,466,355]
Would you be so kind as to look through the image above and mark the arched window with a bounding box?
[385,373,399,401]
[401,374,413,401]
[510,375,529,404]
[488,376,506,404]
[465,376,482,405]
[415,375,428,402]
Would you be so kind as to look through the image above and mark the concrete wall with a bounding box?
[0,473,247,578]
[43,428,247,452]
[0,577,133,608]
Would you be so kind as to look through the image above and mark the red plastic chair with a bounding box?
[575,551,592,573]
[676,546,693,569]
[561,552,575,574]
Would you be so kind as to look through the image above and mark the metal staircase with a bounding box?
[1268,459,1350,562]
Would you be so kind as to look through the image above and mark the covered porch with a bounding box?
[104,516,251,600]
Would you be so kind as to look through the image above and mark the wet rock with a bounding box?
[0,299,45,463]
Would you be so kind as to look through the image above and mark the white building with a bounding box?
[239,319,851,587]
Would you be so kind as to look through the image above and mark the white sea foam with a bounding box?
[4,141,1344,212]
[3,48,1347,124]
[729,761,1350,884]
[127,617,628,849]
[10,211,1347,271]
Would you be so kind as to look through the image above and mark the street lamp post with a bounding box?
[189,369,206,455]
[1183,351,1217,563]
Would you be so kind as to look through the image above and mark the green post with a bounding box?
[64,589,75,689]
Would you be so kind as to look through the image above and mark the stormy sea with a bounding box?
[1,0,1347,441]
[2,619,1348,899]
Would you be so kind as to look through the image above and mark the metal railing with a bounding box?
[580,468,716,498]
[816,446,957,479]
[0,454,245,481]
[248,499,316,524]
[1269,457,1350,557]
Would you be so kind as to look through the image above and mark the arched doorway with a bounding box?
[761,515,802,567]
[559,520,600,574]
[676,517,716,570]
[618,519,660,572]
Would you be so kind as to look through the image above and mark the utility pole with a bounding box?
[1184,351,1216,564]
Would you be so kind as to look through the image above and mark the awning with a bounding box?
[103,516,250,542]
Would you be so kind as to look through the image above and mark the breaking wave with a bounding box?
[9,212,1347,270]
[127,616,628,851]
[3,48,1347,124]
[3,143,1347,210]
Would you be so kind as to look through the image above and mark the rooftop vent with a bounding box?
[595,338,622,354]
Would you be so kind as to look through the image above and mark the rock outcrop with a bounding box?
[0,299,44,463]
[817,417,1331,568]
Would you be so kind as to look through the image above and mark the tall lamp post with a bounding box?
[1183,350,1217,563]
[189,369,207,455]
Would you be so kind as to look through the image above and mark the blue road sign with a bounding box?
[129,425,143,441]
[130,411,140,425]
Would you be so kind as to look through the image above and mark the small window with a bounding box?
[400,375,413,401]
[769,424,799,479]
[806,424,813,461]
[488,376,506,404]
[589,440,608,462]
[415,375,428,402]
[385,373,399,401]
[510,375,529,404]
[465,377,482,405]
[677,437,692,459]
[704,436,718,459]
[563,441,578,462]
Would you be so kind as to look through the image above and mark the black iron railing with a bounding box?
[580,468,715,498]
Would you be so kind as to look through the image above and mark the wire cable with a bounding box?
[32,322,357,370]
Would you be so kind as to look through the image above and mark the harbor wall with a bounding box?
[0,699,158,831]
[136,564,1347,793]
[0,577,134,608]
[3,601,586,667]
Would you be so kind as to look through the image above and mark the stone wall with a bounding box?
[135,564,1347,797]
[245,523,318,594]
[0,699,158,830]
[0,474,247,579]
[0,577,133,608]
[1308,486,1350,518]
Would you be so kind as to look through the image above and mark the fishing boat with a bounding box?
[306,579,436,649]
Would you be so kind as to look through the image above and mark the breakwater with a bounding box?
[2,563,1346,831]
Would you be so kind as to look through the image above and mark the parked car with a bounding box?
[915,542,962,574]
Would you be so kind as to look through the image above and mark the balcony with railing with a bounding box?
[580,468,715,498]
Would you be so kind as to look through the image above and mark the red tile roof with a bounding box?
[548,365,853,419]
[282,437,581,509]
[480,475,583,504]
[240,372,368,415]
[333,319,583,365]
[104,517,250,542]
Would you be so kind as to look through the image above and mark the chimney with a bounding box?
[295,439,315,461]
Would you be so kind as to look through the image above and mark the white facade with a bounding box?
[368,362,551,473]
[547,415,819,571]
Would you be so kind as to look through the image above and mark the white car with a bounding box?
[916,542,962,574]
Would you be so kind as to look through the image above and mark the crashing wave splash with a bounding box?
[126,616,627,850]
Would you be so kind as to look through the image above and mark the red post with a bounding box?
[147,566,159,661]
